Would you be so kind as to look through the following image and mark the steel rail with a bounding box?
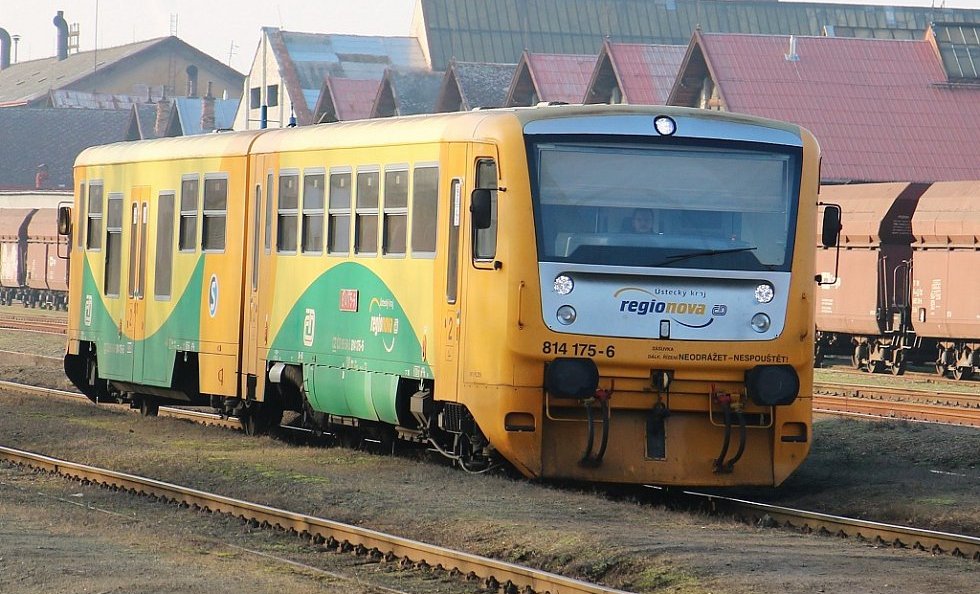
[0,445,630,594]
[680,490,980,561]
[813,382,980,427]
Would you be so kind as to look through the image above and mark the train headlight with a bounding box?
[556,305,577,325]
[554,274,574,295]
[754,283,774,304]
[745,364,799,406]
[750,313,771,333]
[654,115,676,136]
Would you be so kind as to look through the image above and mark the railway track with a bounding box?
[813,380,980,427]
[2,379,978,566]
[0,311,67,335]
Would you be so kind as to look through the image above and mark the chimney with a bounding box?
[155,98,170,137]
[201,81,216,132]
[0,28,10,70]
[785,35,799,62]
[53,11,69,60]
[185,64,199,97]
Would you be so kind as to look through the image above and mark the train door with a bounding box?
[439,144,467,402]
[242,157,270,399]
[125,186,150,382]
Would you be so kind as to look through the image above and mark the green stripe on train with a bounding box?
[270,262,432,424]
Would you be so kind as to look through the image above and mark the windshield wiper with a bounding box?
[653,246,758,267]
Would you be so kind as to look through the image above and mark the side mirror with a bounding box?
[57,205,72,236]
[470,188,492,230]
[820,203,841,248]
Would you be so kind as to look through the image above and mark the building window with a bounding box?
[277,172,299,252]
[383,166,408,255]
[355,169,380,255]
[86,182,103,251]
[104,194,123,296]
[327,169,351,255]
[155,192,175,299]
[202,175,227,251]
[179,176,199,251]
[250,86,261,109]
[267,84,279,107]
[411,165,438,256]
[302,170,325,254]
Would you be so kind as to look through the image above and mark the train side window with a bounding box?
[155,192,175,300]
[264,172,273,253]
[473,159,497,260]
[86,182,103,251]
[202,174,228,252]
[355,168,380,255]
[411,165,438,257]
[104,193,123,297]
[383,165,408,256]
[446,179,461,304]
[178,175,199,251]
[77,182,86,248]
[327,169,351,255]
[302,169,325,254]
[277,172,299,253]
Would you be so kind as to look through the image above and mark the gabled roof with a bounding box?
[0,108,132,189]
[0,36,241,107]
[417,0,980,70]
[372,68,443,118]
[265,29,427,125]
[506,51,597,106]
[173,97,238,134]
[585,41,686,105]
[435,61,516,112]
[46,89,164,110]
[312,77,382,123]
[669,32,980,183]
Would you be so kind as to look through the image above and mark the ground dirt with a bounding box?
[0,321,977,593]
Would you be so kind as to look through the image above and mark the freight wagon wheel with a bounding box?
[850,345,863,370]
[868,360,884,374]
[934,360,947,377]
[952,367,973,381]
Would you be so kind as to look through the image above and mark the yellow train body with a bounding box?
[65,105,819,486]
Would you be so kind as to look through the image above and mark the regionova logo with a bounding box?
[614,287,719,329]
[369,297,400,353]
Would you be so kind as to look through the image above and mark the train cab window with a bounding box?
[154,192,175,300]
[178,176,199,251]
[302,170,325,254]
[277,172,299,253]
[202,175,228,252]
[328,170,352,255]
[104,193,123,296]
[473,159,498,260]
[86,182,103,250]
[383,166,408,256]
[411,165,439,257]
[355,169,380,255]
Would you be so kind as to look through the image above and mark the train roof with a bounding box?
[75,105,807,167]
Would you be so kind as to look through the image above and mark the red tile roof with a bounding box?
[525,53,597,103]
[694,32,980,183]
[608,43,687,105]
[327,77,382,121]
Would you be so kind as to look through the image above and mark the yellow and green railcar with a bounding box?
[64,105,822,486]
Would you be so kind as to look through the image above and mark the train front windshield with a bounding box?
[530,141,801,272]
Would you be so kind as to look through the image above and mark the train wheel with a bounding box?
[850,345,863,370]
[890,352,906,376]
[868,360,884,374]
[952,367,973,381]
[935,360,947,377]
[139,398,159,417]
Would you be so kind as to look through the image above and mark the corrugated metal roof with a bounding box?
[522,52,597,104]
[271,29,427,124]
[419,0,980,70]
[686,33,980,183]
[47,89,164,110]
[319,77,382,122]
[607,42,686,104]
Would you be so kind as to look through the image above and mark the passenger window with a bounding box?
[277,172,299,253]
[327,170,351,255]
[86,182,103,251]
[302,170,325,254]
[202,175,227,251]
[154,192,175,299]
[104,194,123,296]
[355,169,380,255]
[77,182,86,248]
[474,159,497,260]
[383,166,408,256]
[411,165,438,256]
[178,176,199,251]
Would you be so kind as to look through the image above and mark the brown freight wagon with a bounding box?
[815,183,929,374]
[0,207,68,309]
[910,181,980,379]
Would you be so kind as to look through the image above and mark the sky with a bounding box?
[0,0,976,74]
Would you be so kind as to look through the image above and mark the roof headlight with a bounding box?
[554,274,574,295]
[755,283,775,304]
[654,115,676,136]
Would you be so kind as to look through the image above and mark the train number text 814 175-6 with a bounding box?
[542,341,616,358]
